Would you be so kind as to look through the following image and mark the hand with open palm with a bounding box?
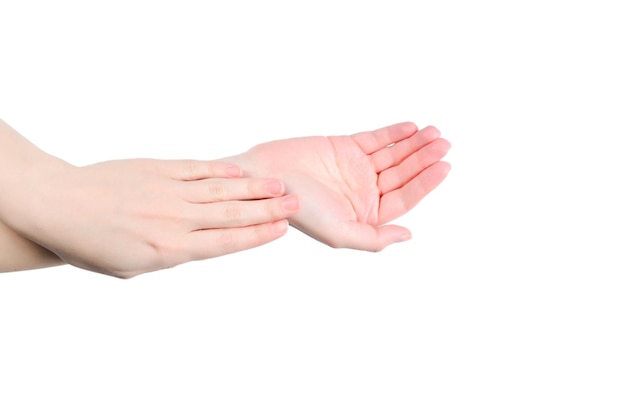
[225,122,451,251]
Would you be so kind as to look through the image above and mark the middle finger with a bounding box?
[181,177,286,203]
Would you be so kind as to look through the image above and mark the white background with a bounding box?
[1,1,625,417]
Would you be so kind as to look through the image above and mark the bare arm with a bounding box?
[0,119,300,278]
[1,119,449,275]
[0,219,63,272]
[0,119,67,272]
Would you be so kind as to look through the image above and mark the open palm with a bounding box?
[234,122,451,251]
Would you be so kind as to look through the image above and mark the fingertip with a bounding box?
[271,219,289,236]
[398,231,412,243]
[439,161,452,176]
[430,139,452,163]
[401,121,419,135]
[281,194,300,213]
[338,224,408,252]
[386,225,411,247]
[438,137,452,150]
[421,125,441,139]
[266,179,286,196]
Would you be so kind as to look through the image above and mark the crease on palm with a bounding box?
[243,122,450,250]
[326,135,380,225]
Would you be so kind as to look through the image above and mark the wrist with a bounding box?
[218,145,276,180]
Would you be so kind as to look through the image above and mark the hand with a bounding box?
[229,122,450,251]
[3,158,300,278]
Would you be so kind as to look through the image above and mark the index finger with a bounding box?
[351,122,418,154]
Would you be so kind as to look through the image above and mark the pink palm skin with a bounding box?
[224,122,451,251]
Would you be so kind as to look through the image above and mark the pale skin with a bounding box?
[0,119,450,278]
[0,119,299,278]
[221,122,451,251]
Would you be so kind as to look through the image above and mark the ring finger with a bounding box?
[188,194,301,230]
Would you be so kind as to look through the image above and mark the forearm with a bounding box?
[0,119,69,272]
[0,118,69,223]
[1,119,300,278]
[0,219,63,272]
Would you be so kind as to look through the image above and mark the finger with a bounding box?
[182,177,286,203]
[378,161,451,225]
[371,126,441,173]
[183,219,289,261]
[350,122,418,155]
[161,159,243,180]
[188,194,301,229]
[377,138,451,195]
[303,220,412,251]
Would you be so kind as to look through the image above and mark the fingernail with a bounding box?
[266,179,284,195]
[398,232,412,242]
[281,195,300,212]
[226,165,241,177]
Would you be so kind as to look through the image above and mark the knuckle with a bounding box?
[216,229,239,252]
[181,160,195,179]
[223,202,243,221]
[247,179,261,196]
[206,181,226,200]
[182,160,205,180]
